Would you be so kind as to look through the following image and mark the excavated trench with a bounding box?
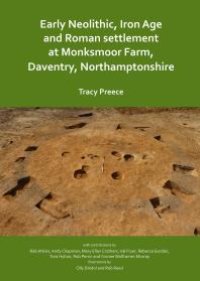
[0,108,200,236]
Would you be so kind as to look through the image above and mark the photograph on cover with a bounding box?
[0,108,200,236]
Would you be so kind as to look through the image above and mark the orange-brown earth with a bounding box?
[0,108,200,236]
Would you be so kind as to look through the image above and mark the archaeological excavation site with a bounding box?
[0,108,200,236]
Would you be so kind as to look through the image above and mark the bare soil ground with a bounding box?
[0,108,200,236]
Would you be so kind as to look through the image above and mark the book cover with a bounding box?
[0,0,199,280]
